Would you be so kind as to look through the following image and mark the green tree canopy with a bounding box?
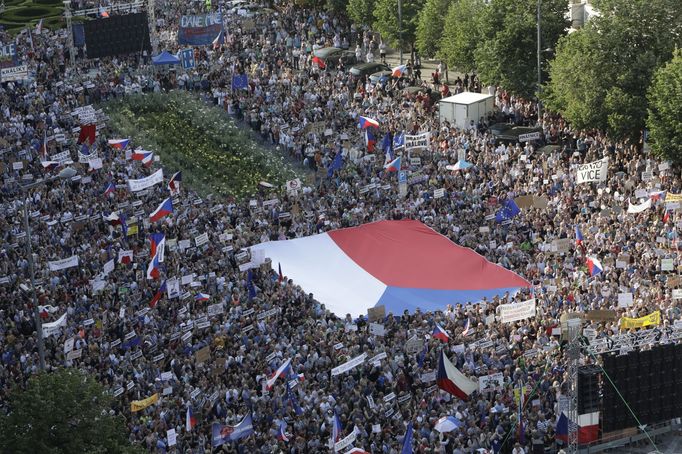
[647,50,682,164]
[473,0,568,98]
[439,0,484,72]
[373,0,424,53]
[415,0,452,58]
[0,369,142,454]
[543,0,682,140]
[346,0,374,27]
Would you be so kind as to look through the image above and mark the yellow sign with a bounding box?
[130,393,159,412]
[620,311,661,330]
[126,224,139,237]
[666,193,682,203]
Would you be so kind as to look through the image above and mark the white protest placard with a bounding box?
[672,289,682,300]
[331,353,367,376]
[576,158,608,184]
[518,131,542,142]
[333,430,357,452]
[207,303,225,317]
[48,255,79,271]
[405,132,430,150]
[286,178,302,192]
[498,298,536,323]
[127,169,163,192]
[634,189,648,199]
[63,337,74,354]
[42,313,68,337]
[372,424,381,433]
[661,259,674,271]
[627,198,652,214]
[167,429,177,447]
[617,292,633,308]
[478,372,504,392]
[434,188,445,199]
[369,323,385,336]
[195,232,209,247]
[1,64,29,82]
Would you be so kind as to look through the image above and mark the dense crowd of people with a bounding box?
[1,1,681,453]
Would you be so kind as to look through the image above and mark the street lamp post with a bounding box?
[21,166,78,372]
[398,0,403,65]
[536,0,542,125]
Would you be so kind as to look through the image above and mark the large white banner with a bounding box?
[627,198,652,214]
[498,298,536,323]
[576,158,608,184]
[48,255,79,272]
[1,65,29,82]
[331,353,367,376]
[405,132,430,151]
[42,312,68,337]
[478,372,504,392]
[128,169,164,192]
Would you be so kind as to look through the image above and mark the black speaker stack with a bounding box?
[601,343,682,432]
[578,365,601,414]
[83,12,151,59]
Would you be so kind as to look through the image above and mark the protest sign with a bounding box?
[576,158,608,184]
[178,13,223,45]
[367,305,386,322]
[128,169,163,192]
[620,311,661,330]
[478,372,504,392]
[498,299,536,323]
[331,353,367,376]
[48,255,79,271]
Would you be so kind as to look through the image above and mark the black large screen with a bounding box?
[84,12,151,59]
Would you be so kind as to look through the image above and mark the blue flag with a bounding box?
[381,132,393,158]
[247,269,256,300]
[495,199,520,223]
[393,131,405,149]
[401,421,413,454]
[286,380,303,415]
[327,151,344,177]
[232,73,249,90]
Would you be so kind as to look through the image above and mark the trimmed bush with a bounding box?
[104,92,301,199]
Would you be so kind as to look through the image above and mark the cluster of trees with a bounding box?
[0,369,142,454]
[344,0,682,161]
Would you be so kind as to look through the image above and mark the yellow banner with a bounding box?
[130,393,159,412]
[620,311,661,330]
[126,224,139,237]
[666,193,682,203]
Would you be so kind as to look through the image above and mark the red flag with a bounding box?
[78,124,96,145]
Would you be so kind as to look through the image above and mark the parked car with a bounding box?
[489,123,544,144]
[349,62,390,79]
[312,47,357,68]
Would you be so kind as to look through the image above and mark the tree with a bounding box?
[373,0,425,54]
[474,0,569,98]
[647,50,682,164]
[0,369,142,454]
[543,0,682,140]
[438,0,484,72]
[346,0,375,27]
[415,0,451,58]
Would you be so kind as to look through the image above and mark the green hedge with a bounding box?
[104,92,301,199]
[1,5,61,20]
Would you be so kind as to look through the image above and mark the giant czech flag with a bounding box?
[437,351,477,400]
[147,233,165,279]
[251,220,529,316]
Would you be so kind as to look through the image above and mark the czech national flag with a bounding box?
[149,280,167,308]
[108,139,129,150]
[212,30,225,49]
[555,413,569,443]
[195,293,210,302]
[436,351,477,400]
[277,421,289,442]
[266,358,291,390]
[132,149,152,161]
[40,161,60,171]
[358,116,380,129]
[575,225,584,245]
[312,55,326,69]
[104,182,116,197]
[149,197,173,223]
[384,156,401,172]
[168,171,182,196]
[446,159,473,171]
[432,323,449,342]
[147,233,166,279]
[105,212,121,226]
[186,406,197,432]
[38,130,48,158]
[664,209,673,223]
[331,410,343,443]
[365,129,376,152]
[649,190,666,202]
[586,256,603,277]
[392,64,407,78]
[462,318,471,336]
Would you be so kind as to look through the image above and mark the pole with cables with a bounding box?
[23,198,45,371]
[536,0,542,125]
[398,0,403,65]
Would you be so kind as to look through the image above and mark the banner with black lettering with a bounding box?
[576,158,608,184]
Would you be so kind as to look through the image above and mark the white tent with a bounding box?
[439,92,495,129]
